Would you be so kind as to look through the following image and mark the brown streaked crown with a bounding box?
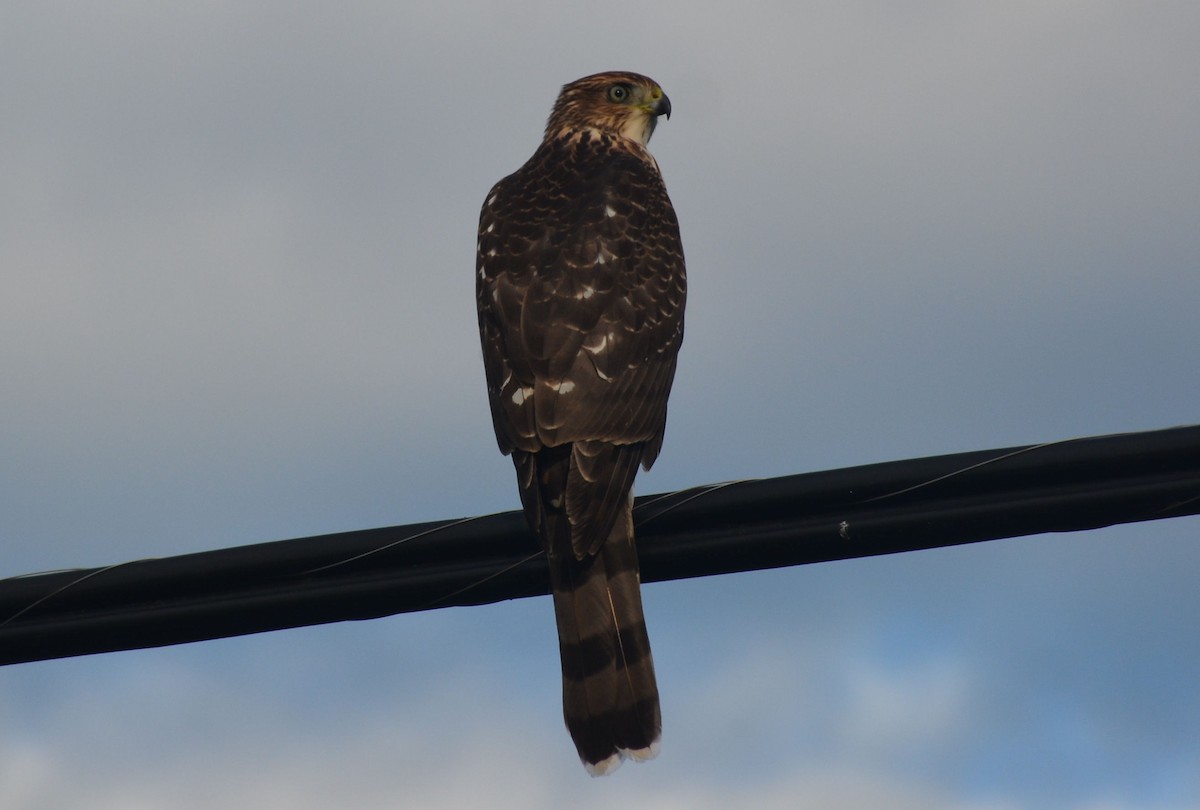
[544,71,672,146]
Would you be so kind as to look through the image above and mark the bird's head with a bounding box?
[544,71,672,147]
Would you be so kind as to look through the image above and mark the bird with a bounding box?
[475,71,686,775]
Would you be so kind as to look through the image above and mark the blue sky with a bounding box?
[2,2,1198,807]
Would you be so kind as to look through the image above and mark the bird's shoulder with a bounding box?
[484,132,662,221]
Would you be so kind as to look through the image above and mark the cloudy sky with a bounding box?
[3,1,1198,807]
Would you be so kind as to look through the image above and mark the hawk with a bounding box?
[476,72,685,775]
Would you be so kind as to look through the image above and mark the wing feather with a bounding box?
[476,71,681,775]
[476,136,684,460]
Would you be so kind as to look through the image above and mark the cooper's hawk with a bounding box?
[476,72,685,775]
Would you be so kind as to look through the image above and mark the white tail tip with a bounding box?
[583,739,661,777]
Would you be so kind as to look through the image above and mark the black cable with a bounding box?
[2,425,1198,667]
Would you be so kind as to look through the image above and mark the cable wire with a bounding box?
[2,424,1198,666]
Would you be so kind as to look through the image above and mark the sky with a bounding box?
[2,1,1198,807]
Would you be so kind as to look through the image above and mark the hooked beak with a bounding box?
[656,93,672,120]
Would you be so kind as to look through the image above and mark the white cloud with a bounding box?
[836,657,971,757]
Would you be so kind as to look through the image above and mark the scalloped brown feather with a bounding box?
[476,72,684,774]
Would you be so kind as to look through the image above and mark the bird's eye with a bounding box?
[607,84,630,102]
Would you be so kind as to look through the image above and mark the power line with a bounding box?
[2,424,1198,667]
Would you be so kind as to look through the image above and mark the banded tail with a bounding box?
[515,444,661,776]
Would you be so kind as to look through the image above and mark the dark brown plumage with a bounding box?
[476,72,685,775]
